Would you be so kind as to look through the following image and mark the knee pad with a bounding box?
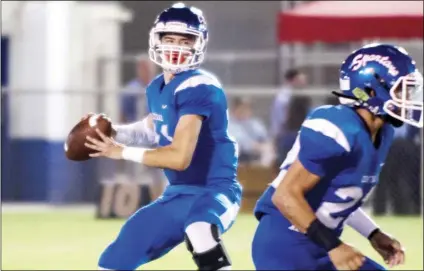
[185,223,231,270]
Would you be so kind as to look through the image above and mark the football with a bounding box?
[64,114,113,161]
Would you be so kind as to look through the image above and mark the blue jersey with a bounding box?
[255,105,394,235]
[145,69,238,187]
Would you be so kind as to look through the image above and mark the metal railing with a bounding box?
[2,88,422,214]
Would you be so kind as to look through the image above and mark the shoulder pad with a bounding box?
[309,105,361,133]
[146,74,164,91]
[175,72,222,94]
[302,105,361,152]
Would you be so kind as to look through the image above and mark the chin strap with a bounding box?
[332,91,403,128]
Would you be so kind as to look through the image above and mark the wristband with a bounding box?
[306,219,342,251]
[121,147,147,163]
[367,228,381,241]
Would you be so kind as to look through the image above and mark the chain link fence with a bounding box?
[2,40,423,214]
[3,85,421,215]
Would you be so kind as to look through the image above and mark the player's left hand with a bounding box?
[370,230,405,267]
[85,128,125,160]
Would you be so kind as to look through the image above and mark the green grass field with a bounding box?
[2,207,423,270]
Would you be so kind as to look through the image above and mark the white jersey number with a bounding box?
[159,124,174,142]
[315,187,363,229]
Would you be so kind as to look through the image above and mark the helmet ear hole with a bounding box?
[364,87,375,97]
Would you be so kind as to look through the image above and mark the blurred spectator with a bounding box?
[120,56,156,123]
[373,121,422,215]
[270,69,308,139]
[271,69,310,169]
[228,97,274,165]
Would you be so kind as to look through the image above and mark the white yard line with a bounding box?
[2,203,96,213]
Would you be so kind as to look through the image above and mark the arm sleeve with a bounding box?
[345,208,379,238]
[175,85,218,119]
[298,118,352,177]
[113,117,158,147]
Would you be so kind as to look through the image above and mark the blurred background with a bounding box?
[1,1,423,270]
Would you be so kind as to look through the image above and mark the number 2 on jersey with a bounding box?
[315,187,363,229]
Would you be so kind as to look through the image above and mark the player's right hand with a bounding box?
[329,243,365,270]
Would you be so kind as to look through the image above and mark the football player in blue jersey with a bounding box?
[84,3,241,270]
[252,43,423,271]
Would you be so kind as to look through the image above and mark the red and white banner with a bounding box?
[278,1,423,43]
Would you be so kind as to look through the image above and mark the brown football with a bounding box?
[64,114,113,161]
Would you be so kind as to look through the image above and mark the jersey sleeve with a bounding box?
[298,109,353,177]
[175,83,221,120]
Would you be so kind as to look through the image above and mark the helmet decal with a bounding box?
[350,54,399,76]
